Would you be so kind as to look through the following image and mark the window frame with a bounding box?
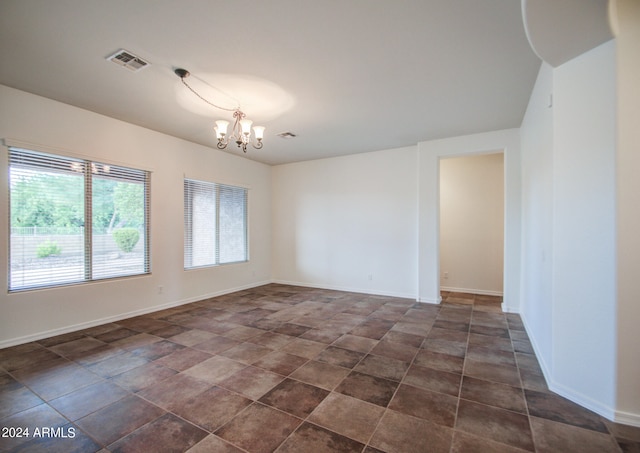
[7,146,151,292]
[183,178,249,270]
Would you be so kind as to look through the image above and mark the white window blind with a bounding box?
[8,147,150,291]
[184,179,248,269]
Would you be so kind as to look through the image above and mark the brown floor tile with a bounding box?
[470,324,510,338]
[461,375,527,413]
[49,336,107,357]
[168,328,216,346]
[0,346,62,372]
[413,349,464,374]
[215,402,301,453]
[14,422,101,453]
[171,386,252,432]
[220,325,264,341]
[456,399,535,451]
[353,354,410,382]
[218,342,273,364]
[0,403,69,450]
[108,413,207,452]
[4,285,631,453]
[182,355,246,384]
[421,338,467,358]
[370,339,418,362]
[48,380,129,421]
[110,362,178,392]
[258,378,329,418]
[466,344,517,367]
[64,343,126,366]
[129,339,185,361]
[289,360,350,390]
[300,328,345,344]
[468,332,513,352]
[87,352,149,379]
[13,360,102,401]
[246,331,295,349]
[148,323,191,339]
[153,347,211,371]
[530,416,621,453]
[187,435,245,453]
[389,383,458,427]
[369,409,453,453]
[463,358,521,387]
[281,337,328,359]
[191,335,241,354]
[273,322,312,337]
[308,392,385,443]
[519,367,549,392]
[403,363,462,396]
[277,422,365,453]
[350,319,395,340]
[75,394,165,447]
[331,334,379,353]
[0,378,44,419]
[381,330,425,347]
[315,345,365,368]
[252,350,308,376]
[390,320,432,337]
[451,430,532,453]
[433,319,470,332]
[428,326,469,343]
[218,365,284,400]
[137,373,211,411]
[525,388,609,433]
[335,371,399,407]
[94,327,139,343]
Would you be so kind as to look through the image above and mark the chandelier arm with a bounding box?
[180,78,237,112]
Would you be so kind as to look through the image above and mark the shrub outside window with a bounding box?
[8,147,150,291]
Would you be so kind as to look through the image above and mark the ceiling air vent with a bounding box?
[106,49,149,72]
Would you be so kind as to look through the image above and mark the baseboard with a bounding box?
[614,410,640,428]
[440,286,503,297]
[548,380,617,423]
[271,279,417,301]
[520,313,640,427]
[418,296,442,304]
[0,280,272,349]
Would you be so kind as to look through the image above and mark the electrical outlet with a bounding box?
[444,272,449,279]
[368,274,373,281]
[157,285,164,294]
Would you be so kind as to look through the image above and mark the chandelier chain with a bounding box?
[179,77,237,112]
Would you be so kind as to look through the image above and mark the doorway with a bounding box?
[439,152,504,300]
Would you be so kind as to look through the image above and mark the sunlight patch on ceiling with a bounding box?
[175,73,295,122]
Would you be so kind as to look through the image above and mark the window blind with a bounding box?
[8,147,150,291]
[184,179,248,269]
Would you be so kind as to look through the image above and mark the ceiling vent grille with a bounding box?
[106,49,149,72]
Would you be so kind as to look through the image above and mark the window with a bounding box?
[8,147,150,291]
[184,179,248,269]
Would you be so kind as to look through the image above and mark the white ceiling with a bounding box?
[0,0,541,165]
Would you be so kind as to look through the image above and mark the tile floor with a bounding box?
[1,285,639,452]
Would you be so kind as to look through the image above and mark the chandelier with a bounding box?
[174,68,265,153]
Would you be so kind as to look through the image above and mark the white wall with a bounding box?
[0,85,272,347]
[519,41,618,421]
[613,0,640,426]
[271,147,418,298]
[417,129,522,310]
[552,40,617,418]
[519,61,555,379]
[439,153,504,295]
